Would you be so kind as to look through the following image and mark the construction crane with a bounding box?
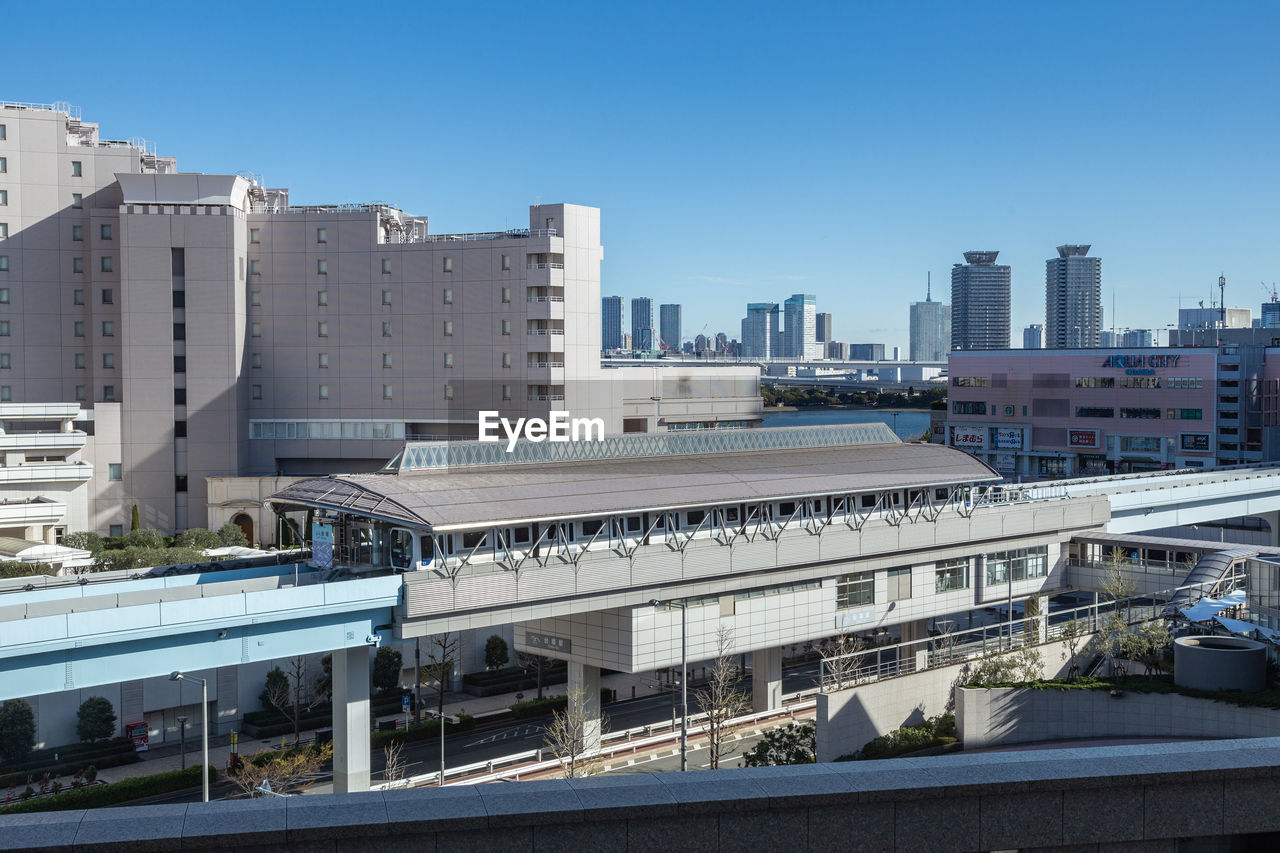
[1263,282,1278,303]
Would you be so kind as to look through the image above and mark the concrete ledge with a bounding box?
[7,738,1280,850]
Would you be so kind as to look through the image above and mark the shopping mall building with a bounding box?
[945,344,1280,478]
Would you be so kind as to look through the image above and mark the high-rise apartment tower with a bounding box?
[950,251,1011,351]
[1044,244,1102,348]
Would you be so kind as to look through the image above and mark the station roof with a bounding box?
[267,425,999,530]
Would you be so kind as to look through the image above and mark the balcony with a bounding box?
[526,294,565,320]
[0,497,67,526]
[525,228,563,254]
[0,461,93,484]
[526,361,566,384]
[0,430,88,452]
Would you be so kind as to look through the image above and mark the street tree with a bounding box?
[741,720,816,766]
[543,687,607,778]
[484,634,510,670]
[693,625,750,769]
[420,633,460,720]
[0,699,36,763]
[820,632,867,692]
[1058,618,1088,680]
[263,657,315,744]
[517,651,551,699]
[372,647,403,693]
[76,696,117,742]
[231,742,332,797]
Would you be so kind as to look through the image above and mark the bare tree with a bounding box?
[517,651,550,700]
[1058,618,1088,680]
[420,633,460,720]
[264,657,315,744]
[231,743,332,797]
[1098,547,1138,678]
[820,632,867,692]
[383,740,407,788]
[543,687,607,778]
[693,625,750,769]
[928,622,960,667]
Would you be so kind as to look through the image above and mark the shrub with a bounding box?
[76,696,117,743]
[854,714,957,761]
[218,523,249,547]
[122,528,165,549]
[60,531,104,555]
[373,647,403,692]
[0,739,139,788]
[175,528,221,550]
[0,765,216,814]
[484,635,510,670]
[370,713,475,749]
[741,721,816,766]
[0,699,36,764]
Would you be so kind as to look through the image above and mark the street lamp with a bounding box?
[176,715,188,771]
[170,671,208,802]
[423,710,458,787]
[649,598,688,771]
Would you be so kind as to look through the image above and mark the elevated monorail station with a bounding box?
[269,424,1111,770]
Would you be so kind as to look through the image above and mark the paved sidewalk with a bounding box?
[91,670,674,785]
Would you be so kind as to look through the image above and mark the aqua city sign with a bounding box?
[1101,353,1181,376]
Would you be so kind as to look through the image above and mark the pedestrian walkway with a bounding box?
[93,669,675,785]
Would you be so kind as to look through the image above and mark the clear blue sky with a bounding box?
[6,1,1278,350]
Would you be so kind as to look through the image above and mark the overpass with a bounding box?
[603,356,946,372]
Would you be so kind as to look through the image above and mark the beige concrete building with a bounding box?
[0,101,761,538]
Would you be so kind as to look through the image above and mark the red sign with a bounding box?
[951,427,985,448]
[125,721,149,752]
[1068,429,1099,448]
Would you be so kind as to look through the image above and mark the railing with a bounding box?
[2,101,81,120]
[527,262,565,270]
[527,362,565,369]
[527,228,558,238]
[818,576,1244,692]
[1067,557,1186,577]
[527,296,566,303]
[528,394,566,402]
[422,229,530,243]
[527,328,565,335]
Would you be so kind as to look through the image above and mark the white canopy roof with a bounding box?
[1178,589,1248,622]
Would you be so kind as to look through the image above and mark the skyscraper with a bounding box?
[951,251,1011,351]
[815,313,833,344]
[1023,324,1043,349]
[631,298,655,350]
[602,296,624,351]
[659,304,682,351]
[909,277,950,361]
[741,303,779,358]
[783,293,819,359]
[1045,244,1102,348]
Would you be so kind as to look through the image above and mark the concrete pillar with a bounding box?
[899,619,930,643]
[1264,511,1280,548]
[568,661,601,751]
[752,647,782,712]
[332,645,371,793]
[1036,595,1050,644]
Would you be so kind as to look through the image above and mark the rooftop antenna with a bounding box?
[926,271,931,301]
[1219,273,1227,328]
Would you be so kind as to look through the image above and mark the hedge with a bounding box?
[370,714,476,749]
[508,689,614,720]
[837,714,957,762]
[0,738,139,789]
[0,765,216,814]
[965,674,1280,711]
[463,663,567,688]
[242,694,406,735]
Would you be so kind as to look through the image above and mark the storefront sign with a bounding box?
[1180,433,1211,451]
[525,632,571,653]
[951,426,986,449]
[991,428,1023,450]
[993,454,1016,473]
[312,523,333,569]
[1068,429,1099,448]
[1101,354,1181,369]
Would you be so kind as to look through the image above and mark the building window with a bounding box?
[317,227,327,244]
[984,545,1049,584]
[501,286,511,303]
[443,320,453,336]
[103,385,116,402]
[317,290,328,306]
[100,224,112,240]
[935,558,969,593]
[502,384,512,401]
[73,289,84,305]
[0,386,8,402]
[381,258,391,274]
[172,323,184,340]
[102,288,113,305]
[0,285,6,301]
[102,353,115,369]
[249,259,260,275]
[318,321,329,337]
[501,254,511,271]
[383,384,393,400]
[174,355,185,372]
[836,571,875,608]
[318,384,329,400]
[73,321,84,337]
[886,567,912,601]
[251,353,261,369]
[72,161,82,177]
[174,388,186,405]
[73,257,83,274]
[103,321,115,337]
[0,191,8,206]
[951,401,986,415]
[442,256,452,273]
[1167,408,1204,420]
[0,321,7,336]
[502,319,511,335]
[172,291,185,309]
[108,463,122,481]
[1120,407,1161,420]
[251,291,261,307]
[0,223,6,238]
[443,288,453,305]
[502,353,511,368]
[444,384,454,400]
[174,420,187,437]
[108,524,123,538]
[251,322,261,337]
[250,227,261,244]
[443,352,453,368]
[175,475,188,493]
[75,353,85,369]
[74,384,85,401]
[0,353,9,369]
[317,259,327,275]
[100,256,112,273]
[318,353,329,368]
[1075,406,1114,419]
[72,225,83,241]
[382,321,392,337]
[71,193,81,209]
[0,157,6,173]
[382,353,392,368]
[171,248,184,276]
[252,384,262,400]
[0,125,5,140]
[381,289,392,306]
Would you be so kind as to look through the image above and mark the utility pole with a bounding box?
[415,638,422,725]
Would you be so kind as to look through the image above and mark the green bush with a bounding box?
[0,739,139,789]
[123,528,165,549]
[0,561,55,579]
[370,713,475,749]
[463,662,567,688]
[0,765,216,814]
[60,532,104,555]
[76,696,117,743]
[508,688,613,720]
[853,714,957,761]
[218,523,249,547]
[0,699,36,764]
[174,528,221,550]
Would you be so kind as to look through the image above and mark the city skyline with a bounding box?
[4,3,1275,354]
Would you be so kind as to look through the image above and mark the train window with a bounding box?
[512,526,531,545]
[462,531,486,549]
[390,530,413,570]
[936,488,949,501]
[685,510,705,526]
[581,519,604,536]
[778,501,796,516]
[812,500,823,513]
[860,494,876,509]
[724,506,740,522]
[420,535,432,562]
[652,514,666,529]
[626,516,642,532]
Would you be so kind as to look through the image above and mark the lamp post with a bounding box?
[176,715,188,771]
[424,710,457,787]
[169,672,208,802]
[650,598,688,771]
